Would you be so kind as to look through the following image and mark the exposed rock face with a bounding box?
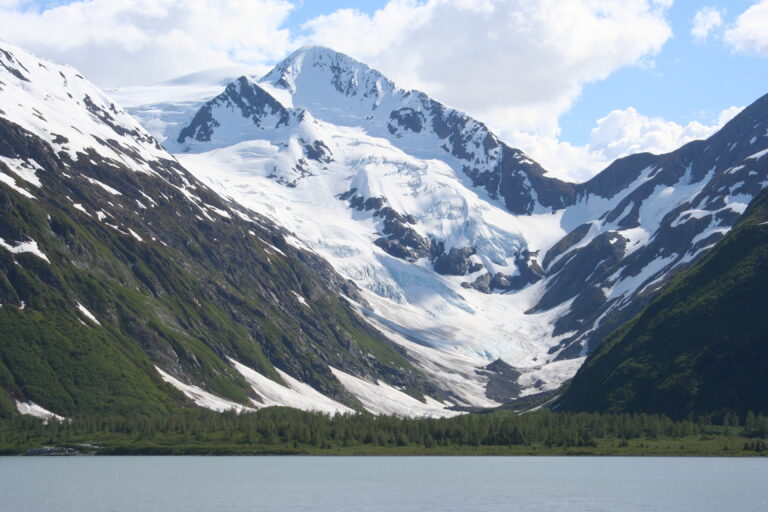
[302,139,333,163]
[476,359,523,402]
[339,187,502,279]
[339,189,432,261]
[464,272,492,293]
[433,246,477,276]
[496,146,577,214]
[537,232,627,313]
[542,223,591,270]
[462,250,544,294]
[388,107,426,135]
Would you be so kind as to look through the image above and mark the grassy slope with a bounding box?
[558,188,768,419]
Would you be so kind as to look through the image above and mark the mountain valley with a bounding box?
[1,42,767,419]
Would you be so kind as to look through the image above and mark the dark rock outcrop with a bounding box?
[433,246,477,276]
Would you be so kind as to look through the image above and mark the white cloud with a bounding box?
[511,106,744,182]
[0,0,295,86]
[725,0,768,56]
[588,108,716,160]
[691,6,724,42]
[716,105,744,126]
[301,0,672,139]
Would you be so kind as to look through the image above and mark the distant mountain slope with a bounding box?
[557,187,768,419]
[0,42,453,419]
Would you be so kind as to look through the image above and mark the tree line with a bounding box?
[2,408,768,453]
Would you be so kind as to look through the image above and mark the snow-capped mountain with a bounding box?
[108,65,260,146]
[167,46,575,214]
[0,42,464,419]
[4,39,765,419]
[164,48,583,402]
[117,45,768,405]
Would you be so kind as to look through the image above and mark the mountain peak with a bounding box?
[175,75,294,149]
[260,45,394,99]
[175,46,574,215]
[287,45,346,59]
[267,45,371,72]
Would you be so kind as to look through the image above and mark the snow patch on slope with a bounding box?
[85,177,122,195]
[0,170,36,199]
[0,237,50,263]
[155,366,254,413]
[0,156,43,187]
[329,366,461,418]
[228,358,352,415]
[76,302,101,325]
[516,358,586,397]
[15,400,66,422]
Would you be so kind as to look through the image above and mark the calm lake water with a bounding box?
[1,456,766,511]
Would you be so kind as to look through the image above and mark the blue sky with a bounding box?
[286,0,389,25]
[559,0,768,144]
[4,0,768,179]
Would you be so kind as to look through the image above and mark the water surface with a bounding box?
[1,456,766,511]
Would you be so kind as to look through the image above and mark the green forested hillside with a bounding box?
[558,188,768,419]
[0,117,433,418]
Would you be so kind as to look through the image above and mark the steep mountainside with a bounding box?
[558,187,768,419]
[118,46,768,404]
[0,42,457,419]
[540,94,768,357]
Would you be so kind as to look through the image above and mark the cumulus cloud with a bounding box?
[725,0,768,56]
[511,106,744,182]
[0,0,295,86]
[691,6,724,42]
[588,108,714,160]
[301,0,672,139]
